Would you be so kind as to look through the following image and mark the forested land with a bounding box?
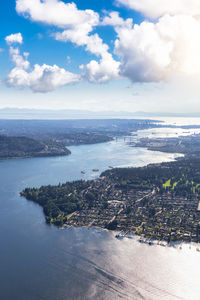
[0,135,70,159]
[21,157,200,242]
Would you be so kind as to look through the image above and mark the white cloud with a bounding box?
[16,0,99,29]
[102,11,132,27]
[16,0,120,83]
[114,14,200,82]
[16,0,102,55]
[55,31,109,57]
[16,0,119,82]
[7,43,80,92]
[117,0,200,19]
[7,63,80,92]
[9,47,30,70]
[54,21,121,82]
[15,0,200,87]
[83,54,120,83]
[5,33,23,44]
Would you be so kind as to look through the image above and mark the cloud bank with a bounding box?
[117,0,200,19]
[114,14,200,82]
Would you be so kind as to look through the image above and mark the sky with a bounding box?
[1,0,200,113]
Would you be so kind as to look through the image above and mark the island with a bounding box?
[20,156,200,243]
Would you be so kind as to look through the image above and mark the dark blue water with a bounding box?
[0,139,199,300]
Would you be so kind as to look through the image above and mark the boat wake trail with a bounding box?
[45,246,186,300]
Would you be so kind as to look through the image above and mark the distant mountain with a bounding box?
[0,108,200,120]
[0,108,136,119]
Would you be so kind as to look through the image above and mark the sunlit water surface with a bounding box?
[0,128,199,300]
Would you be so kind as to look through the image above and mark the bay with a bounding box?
[0,129,199,300]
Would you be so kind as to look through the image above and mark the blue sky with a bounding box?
[0,0,200,113]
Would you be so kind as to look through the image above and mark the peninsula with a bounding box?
[21,156,200,243]
[0,135,70,160]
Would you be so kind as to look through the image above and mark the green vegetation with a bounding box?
[20,180,93,225]
[163,179,171,189]
[162,175,200,194]
[0,135,70,160]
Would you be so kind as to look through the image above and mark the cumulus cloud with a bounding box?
[9,47,30,70]
[16,0,99,29]
[114,14,200,82]
[102,11,132,27]
[54,22,120,82]
[5,33,23,44]
[16,0,100,53]
[55,31,109,58]
[16,0,99,49]
[6,39,80,92]
[16,0,120,83]
[116,0,200,19]
[83,54,120,83]
[14,0,200,87]
[7,63,80,92]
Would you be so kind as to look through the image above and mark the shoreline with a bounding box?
[20,131,200,245]
[60,223,200,245]
[0,151,71,162]
[60,225,200,250]
[21,156,200,244]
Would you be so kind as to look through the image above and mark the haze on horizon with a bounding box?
[0,0,200,114]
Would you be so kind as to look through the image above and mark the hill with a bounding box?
[0,135,70,159]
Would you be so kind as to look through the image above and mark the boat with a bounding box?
[81,171,85,174]
[92,169,99,172]
[139,238,145,243]
[115,233,125,239]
